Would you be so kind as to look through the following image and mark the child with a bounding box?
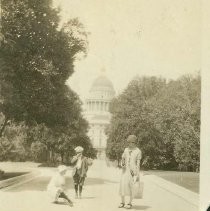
[71,146,93,199]
[47,165,73,206]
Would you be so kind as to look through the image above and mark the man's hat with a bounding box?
[74,146,84,153]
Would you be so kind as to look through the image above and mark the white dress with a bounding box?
[119,147,141,196]
[47,173,66,202]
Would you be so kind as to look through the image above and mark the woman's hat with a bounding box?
[74,146,84,153]
[58,165,67,173]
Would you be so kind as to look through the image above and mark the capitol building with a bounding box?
[83,74,115,159]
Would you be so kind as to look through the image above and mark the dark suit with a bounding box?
[71,155,89,185]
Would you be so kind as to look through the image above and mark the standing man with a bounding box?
[71,146,92,199]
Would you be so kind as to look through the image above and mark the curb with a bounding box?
[0,170,40,189]
[144,174,199,207]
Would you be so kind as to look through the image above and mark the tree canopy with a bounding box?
[106,75,200,171]
[0,0,96,163]
[0,0,87,127]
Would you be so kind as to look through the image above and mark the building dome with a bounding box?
[90,75,115,94]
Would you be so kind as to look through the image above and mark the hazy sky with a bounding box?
[53,0,201,100]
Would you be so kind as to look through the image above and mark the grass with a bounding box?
[0,172,29,181]
[145,170,199,193]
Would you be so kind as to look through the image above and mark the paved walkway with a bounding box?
[0,161,199,211]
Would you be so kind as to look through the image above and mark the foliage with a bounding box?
[106,77,167,169]
[30,141,47,162]
[0,0,96,163]
[0,0,88,128]
[0,119,29,161]
[106,75,200,171]
[151,75,201,171]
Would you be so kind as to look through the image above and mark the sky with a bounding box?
[53,0,201,101]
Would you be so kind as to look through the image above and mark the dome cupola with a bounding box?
[89,75,115,99]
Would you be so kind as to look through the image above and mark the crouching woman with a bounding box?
[47,165,73,206]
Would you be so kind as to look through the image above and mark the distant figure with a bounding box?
[119,135,142,209]
[47,165,73,206]
[71,146,93,199]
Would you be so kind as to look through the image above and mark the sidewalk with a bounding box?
[0,160,199,211]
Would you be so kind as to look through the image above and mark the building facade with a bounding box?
[84,75,115,159]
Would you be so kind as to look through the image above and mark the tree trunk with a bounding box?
[0,117,9,172]
[0,116,9,138]
[51,150,55,164]
[61,153,64,163]
[49,150,52,163]
[117,159,120,167]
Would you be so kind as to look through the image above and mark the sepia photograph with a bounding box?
[0,0,204,210]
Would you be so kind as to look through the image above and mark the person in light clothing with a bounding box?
[47,165,73,206]
[71,146,92,199]
[119,135,142,209]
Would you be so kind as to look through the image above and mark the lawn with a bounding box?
[145,170,199,193]
[0,172,29,181]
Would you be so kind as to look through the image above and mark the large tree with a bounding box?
[0,0,96,163]
[150,75,201,171]
[106,75,200,171]
[0,0,88,132]
[106,76,167,169]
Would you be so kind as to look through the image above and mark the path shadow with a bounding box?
[53,201,71,206]
[132,205,150,210]
[79,196,96,199]
[5,177,115,192]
